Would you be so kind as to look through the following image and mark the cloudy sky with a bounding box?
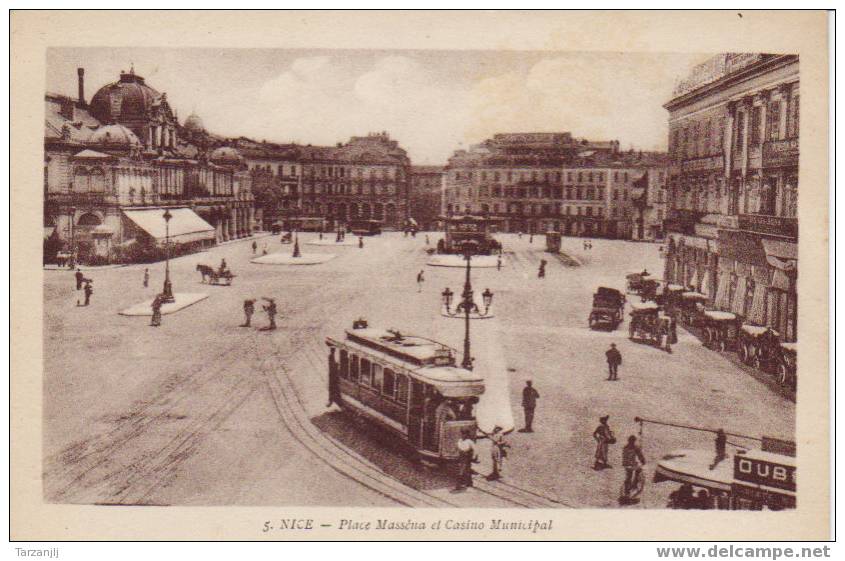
[47,48,710,164]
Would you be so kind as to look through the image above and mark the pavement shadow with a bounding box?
[310,410,456,492]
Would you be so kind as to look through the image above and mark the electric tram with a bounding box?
[326,320,485,465]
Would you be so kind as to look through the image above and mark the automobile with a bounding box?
[677,291,709,326]
[778,342,797,389]
[699,310,741,352]
[628,302,673,352]
[349,219,382,236]
[737,324,781,372]
[589,287,625,330]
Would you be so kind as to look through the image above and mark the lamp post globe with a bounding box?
[161,209,175,303]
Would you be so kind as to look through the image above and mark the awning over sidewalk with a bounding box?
[122,207,215,245]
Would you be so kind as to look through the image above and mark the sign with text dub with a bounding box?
[733,454,796,492]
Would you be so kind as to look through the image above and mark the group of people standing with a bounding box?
[242,297,277,330]
[74,268,94,306]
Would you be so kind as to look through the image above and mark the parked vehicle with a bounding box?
[778,343,797,389]
[677,291,708,326]
[589,287,625,330]
[349,219,383,236]
[628,302,673,352]
[699,310,741,351]
[737,325,781,371]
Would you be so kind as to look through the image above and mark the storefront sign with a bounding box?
[734,456,796,492]
[738,214,798,239]
[763,138,799,168]
[681,155,725,173]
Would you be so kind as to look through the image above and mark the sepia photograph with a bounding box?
[11,10,830,542]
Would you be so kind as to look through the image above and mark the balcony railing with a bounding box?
[762,138,799,168]
[737,214,797,239]
[47,192,117,206]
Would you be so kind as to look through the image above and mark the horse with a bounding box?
[196,264,215,283]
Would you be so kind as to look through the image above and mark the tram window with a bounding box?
[395,374,409,404]
[359,358,370,385]
[339,350,349,379]
[383,369,395,398]
[372,364,383,392]
[350,355,360,381]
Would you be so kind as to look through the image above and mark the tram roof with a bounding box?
[345,328,453,363]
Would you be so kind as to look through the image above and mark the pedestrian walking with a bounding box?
[593,415,615,470]
[486,426,509,481]
[358,236,364,249]
[75,268,84,290]
[143,268,149,288]
[262,243,268,255]
[252,240,257,254]
[538,259,547,278]
[605,343,622,381]
[416,270,425,292]
[150,294,163,326]
[454,429,477,491]
[709,429,727,470]
[83,279,93,306]
[497,255,502,271]
[319,231,323,240]
[583,240,588,250]
[518,380,540,432]
[242,298,255,327]
[529,233,533,244]
[219,259,228,274]
[518,231,523,239]
[262,297,277,330]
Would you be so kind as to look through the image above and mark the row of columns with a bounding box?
[212,205,255,242]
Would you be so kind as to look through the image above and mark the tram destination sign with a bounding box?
[733,455,796,492]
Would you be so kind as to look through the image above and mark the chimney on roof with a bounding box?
[77,68,85,107]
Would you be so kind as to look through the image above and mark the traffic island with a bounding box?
[118,293,209,316]
[250,253,336,265]
[427,254,501,268]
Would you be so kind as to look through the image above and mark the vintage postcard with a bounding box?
[10,10,831,541]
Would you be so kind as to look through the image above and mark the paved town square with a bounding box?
[43,232,794,508]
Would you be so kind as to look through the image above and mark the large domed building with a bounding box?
[44,66,256,265]
[89,67,179,153]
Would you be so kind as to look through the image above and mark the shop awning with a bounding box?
[122,207,215,245]
[762,238,797,272]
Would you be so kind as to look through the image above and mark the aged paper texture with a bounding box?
[11,10,830,540]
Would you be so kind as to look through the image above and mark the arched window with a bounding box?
[77,213,102,226]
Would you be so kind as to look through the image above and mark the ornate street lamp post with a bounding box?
[161,208,175,303]
[439,240,494,371]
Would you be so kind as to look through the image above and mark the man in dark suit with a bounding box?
[75,268,84,290]
[518,380,540,433]
[606,343,622,381]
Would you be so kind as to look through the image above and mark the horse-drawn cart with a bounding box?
[196,264,236,286]
[737,324,781,371]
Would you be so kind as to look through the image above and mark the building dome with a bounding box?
[89,68,162,124]
[89,124,141,147]
[183,112,205,133]
[209,146,243,165]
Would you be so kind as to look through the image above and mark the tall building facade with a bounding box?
[442,132,666,238]
[44,68,255,265]
[663,53,798,341]
[409,165,444,231]
[239,133,412,231]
